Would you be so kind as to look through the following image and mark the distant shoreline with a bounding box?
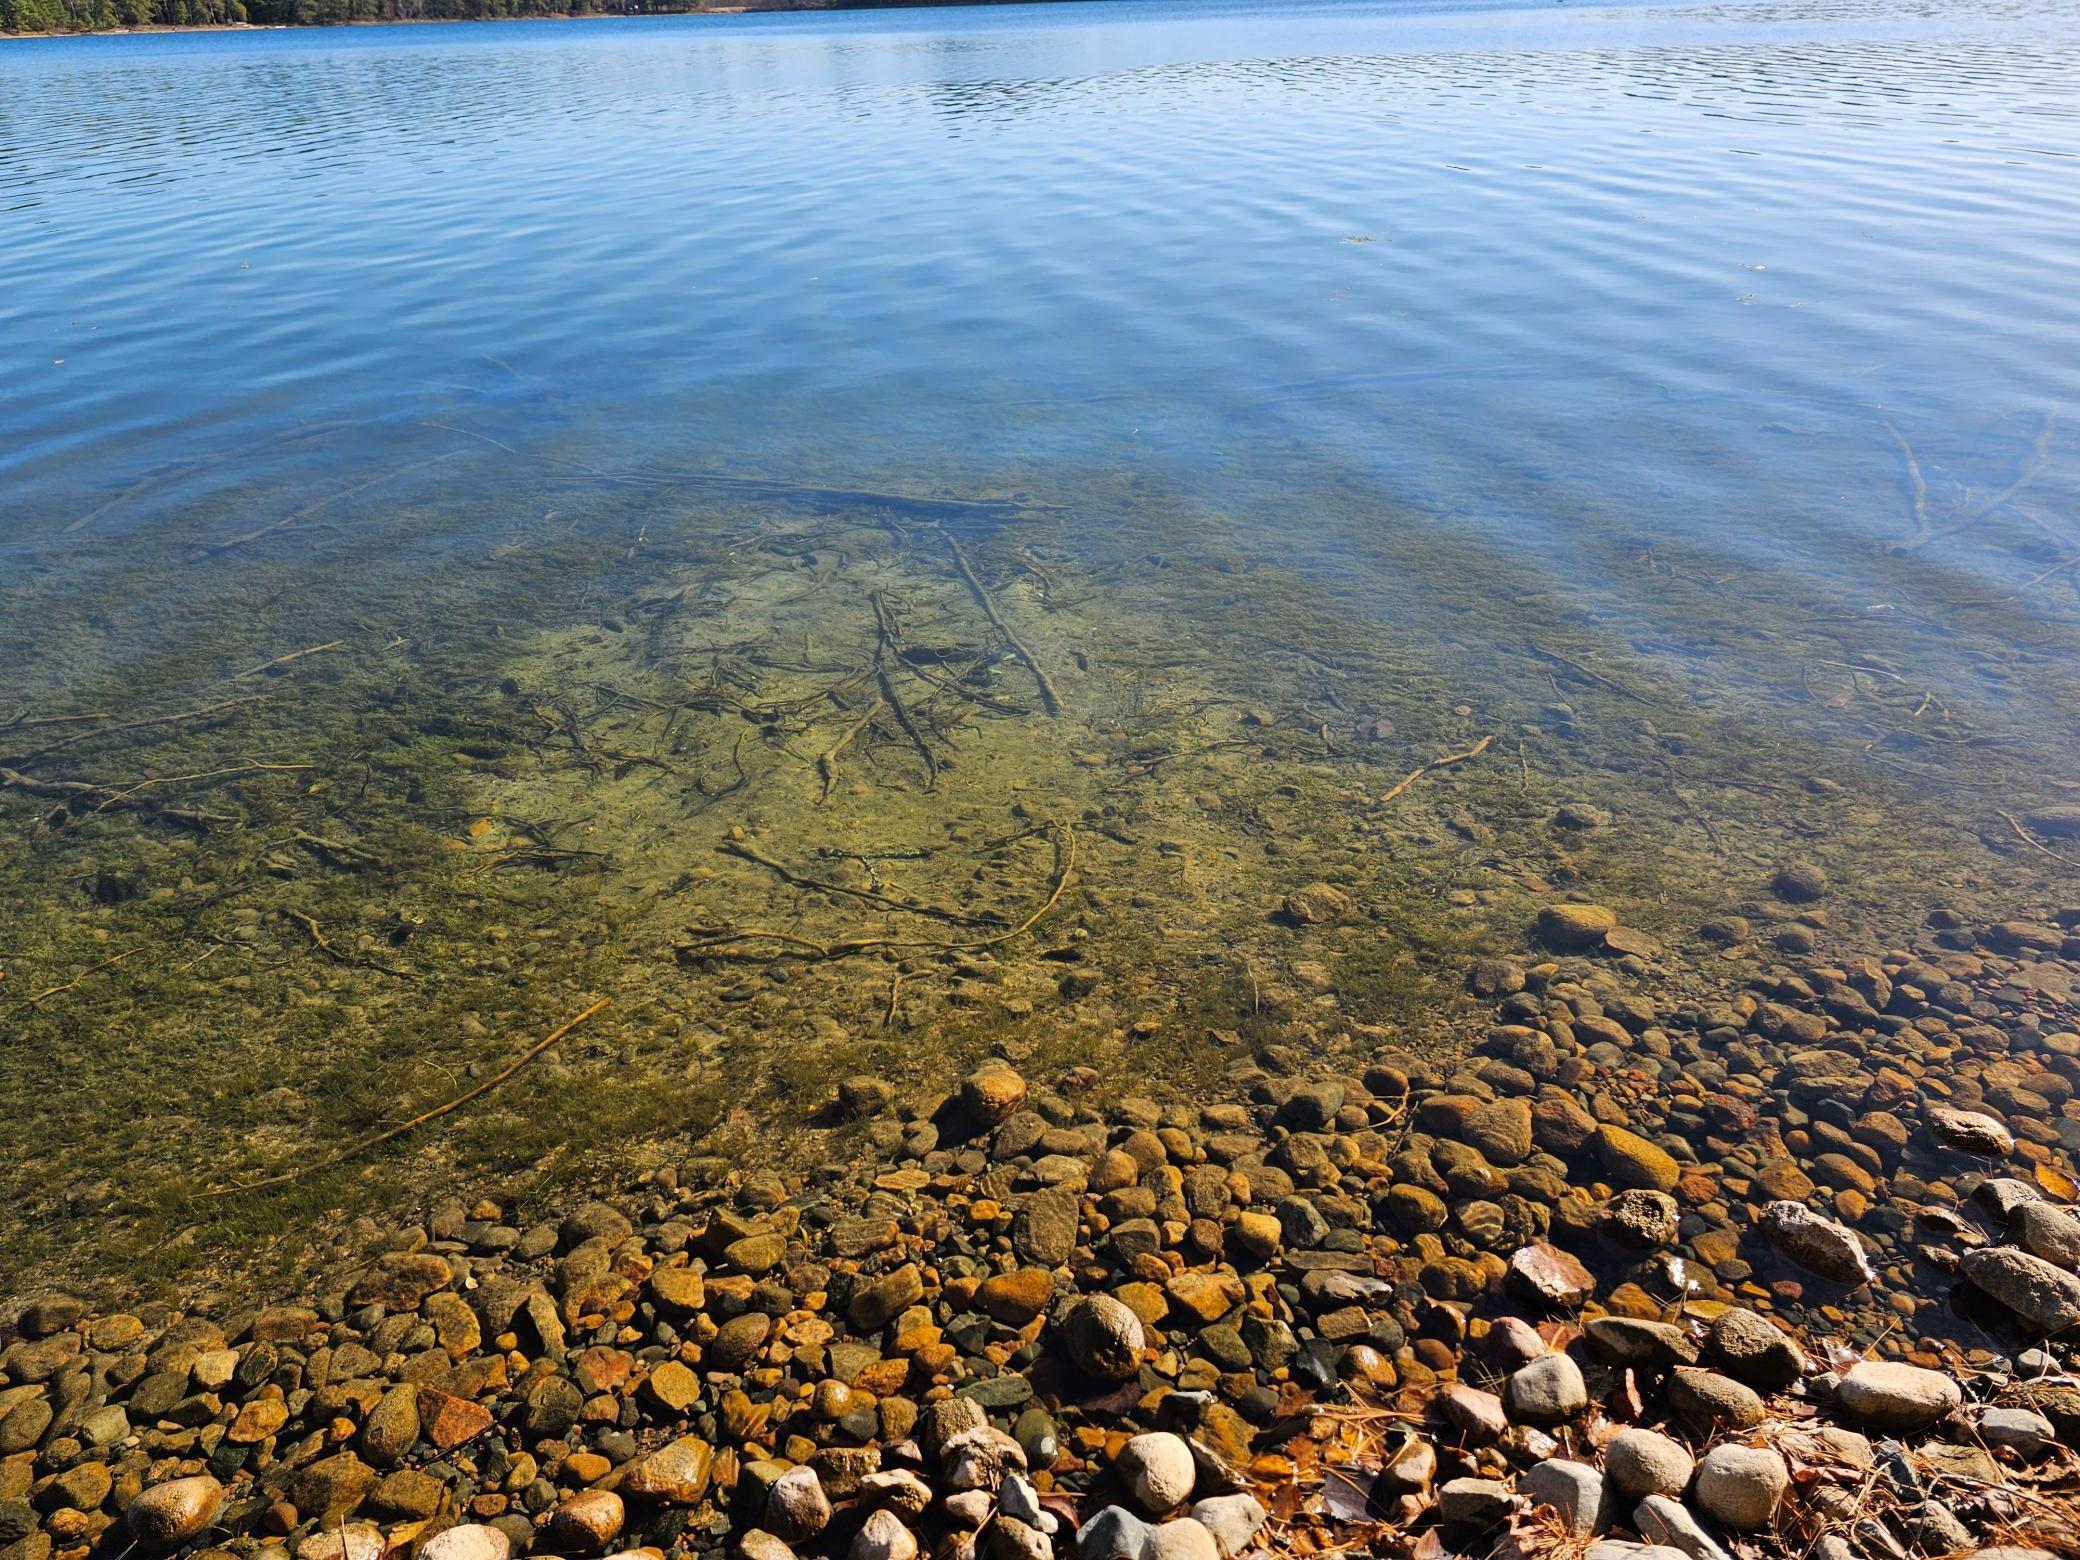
[0,1,1069,40]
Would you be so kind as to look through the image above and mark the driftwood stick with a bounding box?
[683,821,1077,963]
[946,533,1063,714]
[1375,735,1496,808]
[1883,421,1930,549]
[817,700,884,802]
[1892,411,2059,555]
[720,838,989,925]
[4,947,144,1013]
[2000,811,2080,870]
[1,710,111,732]
[7,696,266,764]
[237,641,345,679]
[214,996,612,1194]
[870,590,939,788]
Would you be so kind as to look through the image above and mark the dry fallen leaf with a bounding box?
[2035,1161,2078,1201]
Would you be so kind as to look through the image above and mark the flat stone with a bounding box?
[1926,1107,2013,1157]
[621,1437,714,1504]
[1960,1246,2080,1334]
[1595,1126,1681,1193]
[1508,1241,1596,1308]
[1605,1429,1694,1500]
[1188,1494,1265,1560]
[1439,1477,1519,1530]
[848,1266,924,1333]
[1505,1353,1588,1423]
[1834,1361,1961,1431]
[348,1252,452,1311]
[419,1526,511,1560]
[2012,1201,2080,1272]
[1980,1406,2056,1456]
[1633,1495,1732,1560]
[1761,1200,1874,1286]
[1520,1459,1606,1536]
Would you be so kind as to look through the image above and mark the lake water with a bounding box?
[4,0,2080,1290]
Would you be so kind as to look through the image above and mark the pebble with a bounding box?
[851,1509,917,1560]
[1188,1495,1266,1559]
[1063,1294,1145,1380]
[1505,1353,1588,1423]
[1833,1361,1962,1431]
[1519,1459,1607,1536]
[1116,1432,1196,1515]
[1604,1429,1694,1500]
[1692,1445,1788,1529]
[764,1467,831,1542]
[126,1476,226,1547]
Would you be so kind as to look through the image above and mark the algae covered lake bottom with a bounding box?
[4,0,2080,1302]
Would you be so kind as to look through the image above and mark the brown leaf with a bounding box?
[1322,1465,1390,1524]
[2036,1162,2079,1201]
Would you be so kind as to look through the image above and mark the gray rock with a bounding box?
[1834,1362,1960,1431]
[1762,1201,1874,1286]
[1959,1247,2080,1334]
[1186,1496,1265,1560]
[1693,1445,1787,1529]
[1633,1495,1733,1560]
[1145,1520,1217,1560]
[1605,1429,1694,1500]
[1896,1500,1972,1556]
[1668,1368,1765,1428]
[1980,1406,2056,1456]
[1703,1308,1805,1390]
[1439,1477,1518,1530]
[1078,1507,1153,1560]
[1520,1459,1606,1536]
[1117,1432,1195,1515]
[2012,1201,2080,1272]
[1925,1107,2012,1157]
[765,1468,830,1543]
[1505,1353,1588,1423]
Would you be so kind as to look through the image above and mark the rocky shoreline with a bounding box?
[6,894,2080,1560]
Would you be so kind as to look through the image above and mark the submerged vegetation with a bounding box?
[2,398,2078,1305]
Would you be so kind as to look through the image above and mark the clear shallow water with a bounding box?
[5,0,2080,1288]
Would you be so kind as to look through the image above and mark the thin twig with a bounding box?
[1375,736,1495,808]
[2000,811,2080,869]
[213,996,612,1194]
[236,641,346,679]
[946,532,1064,714]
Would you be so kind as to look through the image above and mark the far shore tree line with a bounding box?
[0,0,981,35]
